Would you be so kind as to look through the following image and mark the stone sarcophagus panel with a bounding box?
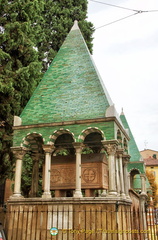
[48,153,108,190]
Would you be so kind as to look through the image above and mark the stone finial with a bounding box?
[13,116,22,126]
[120,108,124,115]
[71,20,79,31]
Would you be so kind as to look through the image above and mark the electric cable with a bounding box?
[96,12,139,29]
[89,0,158,29]
[89,0,140,12]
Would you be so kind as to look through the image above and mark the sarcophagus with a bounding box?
[49,153,108,190]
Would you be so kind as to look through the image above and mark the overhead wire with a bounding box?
[96,12,139,29]
[89,0,141,12]
[89,0,158,29]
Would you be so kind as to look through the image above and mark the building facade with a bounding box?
[4,21,149,240]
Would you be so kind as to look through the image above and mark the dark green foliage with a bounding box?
[0,0,94,187]
[0,0,43,183]
[21,152,43,197]
[38,0,94,71]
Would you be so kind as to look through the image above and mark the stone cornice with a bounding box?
[13,117,130,140]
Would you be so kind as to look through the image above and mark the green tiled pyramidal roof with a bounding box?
[20,21,113,125]
[120,110,142,162]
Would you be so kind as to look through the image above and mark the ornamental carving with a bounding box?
[51,169,61,183]
[61,169,75,183]
[106,144,117,155]
[82,168,96,183]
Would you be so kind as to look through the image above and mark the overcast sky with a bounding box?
[87,0,158,151]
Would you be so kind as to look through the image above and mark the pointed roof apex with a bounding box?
[71,20,79,31]
[120,108,124,115]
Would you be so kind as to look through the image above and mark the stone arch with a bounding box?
[21,132,44,153]
[117,129,122,147]
[21,133,44,197]
[48,129,75,144]
[130,168,141,192]
[50,129,75,156]
[79,127,105,142]
[80,127,104,154]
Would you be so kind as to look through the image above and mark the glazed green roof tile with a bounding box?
[133,174,151,191]
[20,21,113,125]
[127,162,145,174]
[120,111,142,162]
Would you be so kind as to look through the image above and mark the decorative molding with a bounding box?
[13,117,130,140]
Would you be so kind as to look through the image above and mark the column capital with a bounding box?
[73,142,83,148]
[73,142,83,153]
[11,146,25,160]
[122,154,130,164]
[140,174,146,180]
[101,140,118,155]
[42,144,55,154]
[116,148,124,157]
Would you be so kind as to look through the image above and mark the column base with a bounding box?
[120,193,126,199]
[73,190,83,198]
[101,190,107,197]
[42,192,52,199]
[10,193,24,199]
[108,190,117,196]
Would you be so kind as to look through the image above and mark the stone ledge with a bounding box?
[7,196,132,205]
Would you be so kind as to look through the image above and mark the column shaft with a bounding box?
[73,143,82,198]
[42,145,54,198]
[118,153,125,198]
[10,147,24,198]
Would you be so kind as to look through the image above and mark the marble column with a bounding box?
[140,174,146,195]
[42,145,54,198]
[30,153,42,197]
[10,147,25,198]
[117,150,126,198]
[123,156,130,198]
[102,141,118,196]
[73,143,83,198]
[116,155,120,196]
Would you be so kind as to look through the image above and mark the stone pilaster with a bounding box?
[10,147,25,198]
[73,142,83,198]
[42,145,54,198]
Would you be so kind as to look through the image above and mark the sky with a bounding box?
[87,0,158,151]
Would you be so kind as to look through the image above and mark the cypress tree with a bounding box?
[38,0,94,71]
[0,0,44,182]
[0,0,94,184]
